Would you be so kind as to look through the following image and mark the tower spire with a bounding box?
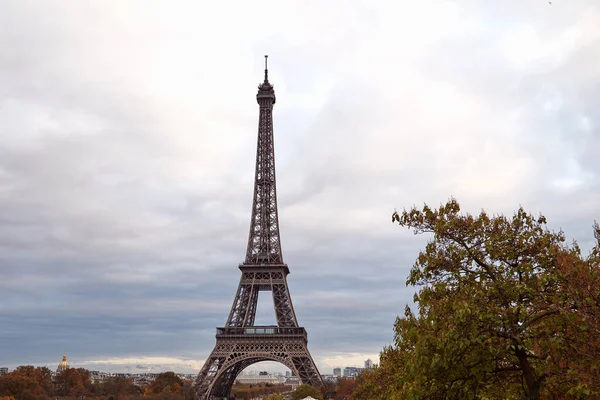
[264,54,269,83]
[246,56,280,264]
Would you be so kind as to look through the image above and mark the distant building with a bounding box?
[235,374,280,385]
[57,354,69,373]
[321,374,337,384]
[0,367,8,376]
[333,368,341,376]
[90,371,111,384]
[284,377,300,390]
[343,367,357,377]
[364,359,373,369]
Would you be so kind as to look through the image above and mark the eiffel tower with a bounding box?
[194,56,323,400]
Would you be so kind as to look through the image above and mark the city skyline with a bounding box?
[0,354,370,376]
[1,0,599,376]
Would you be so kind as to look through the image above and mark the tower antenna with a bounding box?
[264,54,269,82]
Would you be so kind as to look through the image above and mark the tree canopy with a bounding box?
[264,393,285,400]
[0,366,53,400]
[148,371,183,394]
[356,199,600,399]
[0,367,193,400]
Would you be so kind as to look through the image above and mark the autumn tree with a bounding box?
[352,346,406,399]
[319,380,337,399]
[14,366,53,396]
[264,393,285,400]
[97,376,140,399]
[0,371,38,400]
[180,379,195,400]
[55,367,92,397]
[331,377,357,400]
[354,200,599,400]
[148,372,183,395]
[543,223,600,395]
[0,366,55,400]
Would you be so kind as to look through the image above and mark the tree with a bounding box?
[0,372,37,400]
[352,347,405,399]
[319,380,337,399]
[180,379,195,400]
[99,376,139,399]
[290,384,324,400]
[332,378,356,400]
[32,366,53,396]
[149,372,183,395]
[0,366,55,399]
[55,367,92,397]
[264,393,285,400]
[356,200,600,400]
[542,224,600,395]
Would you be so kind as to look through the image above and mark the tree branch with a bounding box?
[491,366,522,374]
[522,309,560,330]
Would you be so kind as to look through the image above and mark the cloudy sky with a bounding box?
[1,0,599,375]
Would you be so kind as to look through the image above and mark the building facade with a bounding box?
[235,374,282,385]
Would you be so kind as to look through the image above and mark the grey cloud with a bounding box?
[1,0,599,374]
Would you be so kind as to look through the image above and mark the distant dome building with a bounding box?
[57,354,69,373]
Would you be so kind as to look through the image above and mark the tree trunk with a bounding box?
[528,382,541,400]
[515,347,541,400]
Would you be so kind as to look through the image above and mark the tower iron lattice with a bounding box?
[194,56,322,400]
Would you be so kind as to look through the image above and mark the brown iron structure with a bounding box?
[194,56,322,400]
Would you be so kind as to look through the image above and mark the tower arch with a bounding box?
[200,356,296,398]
